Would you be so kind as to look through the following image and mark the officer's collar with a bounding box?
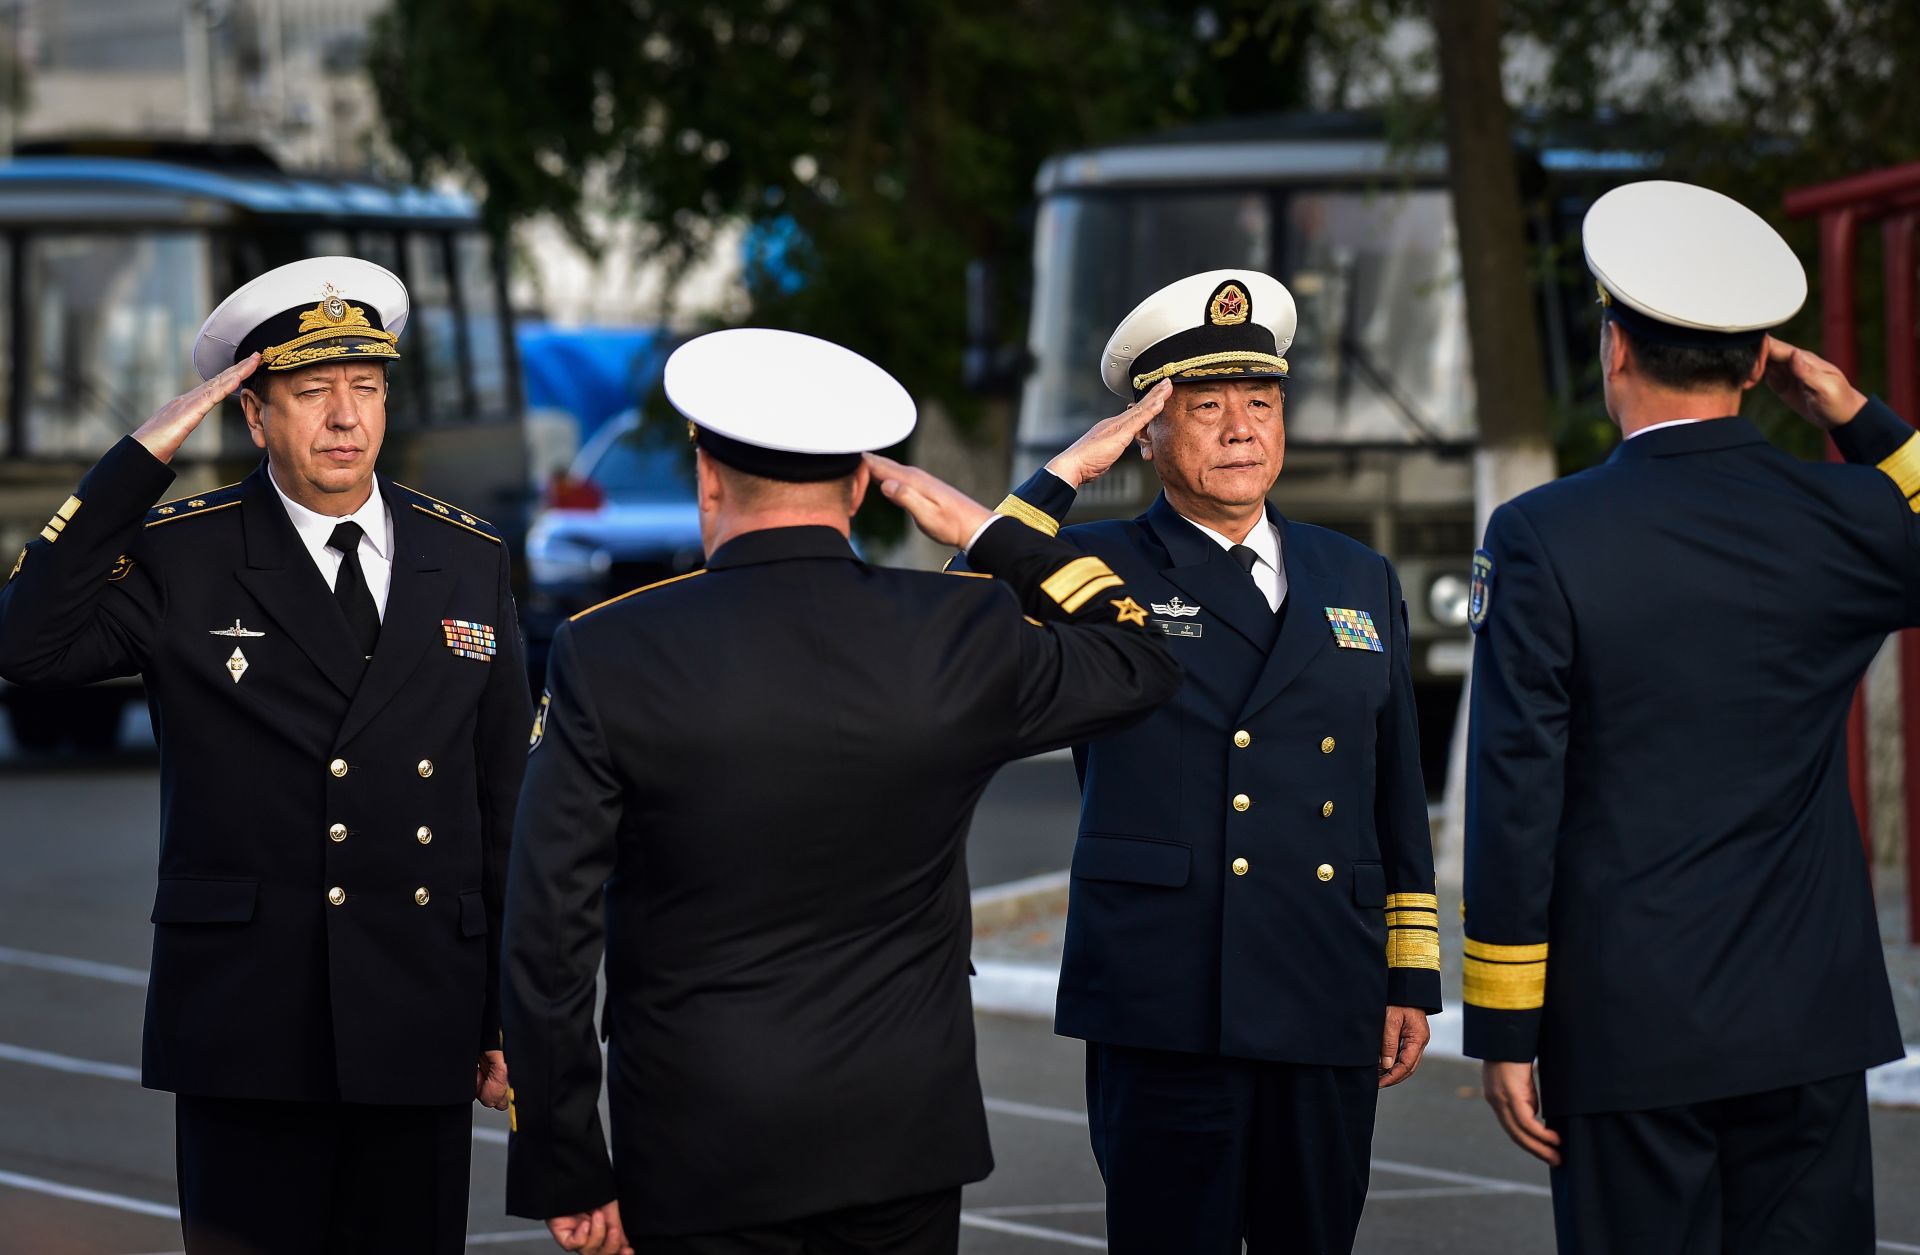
[1142,492,1288,569]
[706,524,859,570]
[1609,415,1767,461]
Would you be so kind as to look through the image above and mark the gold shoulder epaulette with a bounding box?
[391,482,500,543]
[145,482,244,528]
[569,570,706,622]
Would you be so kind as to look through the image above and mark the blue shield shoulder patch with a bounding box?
[1469,550,1494,633]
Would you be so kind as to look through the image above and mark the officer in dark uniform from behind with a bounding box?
[972,270,1442,1254]
[0,258,531,1254]
[500,329,1180,1255]
[1463,180,1914,1253]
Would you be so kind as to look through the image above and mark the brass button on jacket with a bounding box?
[417,759,434,779]
[327,886,346,906]
[1232,729,1251,748]
[416,826,433,845]
[1322,800,1335,818]
[1232,857,1249,876]
[1316,863,1334,882]
[329,758,348,778]
[414,887,431,906]
[328,823,347,843]
[1321,736,1336,754]
[1232,793,1251,812]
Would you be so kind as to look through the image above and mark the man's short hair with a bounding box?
[711,457,858,509]
[1612,318,1762,393]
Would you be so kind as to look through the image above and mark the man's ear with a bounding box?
[694,448,723,513]
[1137,415,1158,463]
[1741,336,1771,392]
[1603,319,1633,381]
[847,463,871,515]
[239,387,268,451]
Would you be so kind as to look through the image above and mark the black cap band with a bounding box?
[1604,300,1767,354]
[695,427,863,482]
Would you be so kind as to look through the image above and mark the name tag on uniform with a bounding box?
[442,619,497,661]
[1325,607,1384,652]
[1150,619,1202,638]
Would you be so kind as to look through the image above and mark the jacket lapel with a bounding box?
[1237,510,1339,723]
[233,466,364,700]
[1142,495,1277,653]
[336,479,453,747]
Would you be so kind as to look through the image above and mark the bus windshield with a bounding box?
[1024,185,1475,448]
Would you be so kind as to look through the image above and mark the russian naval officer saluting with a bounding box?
[971,271,1442,1254]
[1463,182,1914,1254]
[0,258,531,1254]
[500,329,1179,1255]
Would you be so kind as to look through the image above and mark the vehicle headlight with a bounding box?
[1428,573,1471,628]
[528,535,612,586]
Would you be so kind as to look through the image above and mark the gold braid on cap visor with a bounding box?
[260,296,400,370]
[1132,350,1288,393]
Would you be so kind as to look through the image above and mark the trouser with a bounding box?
[630,1187,962,1255]
[1086,1041,1379,1255]
[174,1093,473,1255]
[1548,1071,1874,1254]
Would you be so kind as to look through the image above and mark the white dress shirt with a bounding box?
[1626,417,1709,440]
[1184,513,1287,611]
[267,465,394,619]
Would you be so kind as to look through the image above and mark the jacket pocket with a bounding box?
[150,878,257,924]
[458,890,489,938]
[1351,861,1386,908]
[1072,833,1191,888]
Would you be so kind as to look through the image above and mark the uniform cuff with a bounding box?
[962,514,1002,555]
[1462,1006,1543,1063]
[1387,968,1443,1014]
[1832,396,1913,465]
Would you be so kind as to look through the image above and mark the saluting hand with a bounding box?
[1483,1060,1563,1167]
[131,352,261,464]
[548,1199,632,1255]
[1763,337,1868,431]
[1044,379,1174,488]
[866,453,994,549]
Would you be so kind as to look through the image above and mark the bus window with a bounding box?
[406,232,466,421]
[24,231,211,458]
[455,233,510,415]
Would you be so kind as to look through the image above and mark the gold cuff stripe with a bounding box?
[144,500,240,527]
[1131,350,1289,392]
[39,526,58,543]
[569,569,707,622]
[1387,929,1441,970]
[46,515,66,533]
[1385,909,1438,928]
[1041,556,1116,605]
[1462,956,1547,1010]
[56,495,81,522]
[1464,938,1549,963]
[1877,432,1920,499]
[1385,892,1439,911]
[1062,574,1126,614]
[995,494,1061,537]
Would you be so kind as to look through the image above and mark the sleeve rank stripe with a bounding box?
[1040,556,1117,605]
[145,500,241,527]
[1462,955,1547,1010]
[1463,937,1549,963]
[1387,930,1441,970]
[569,569,707,622]
[1385,909,1439,928]
[1384,892,1439,911]
[38,526,58,543]
[406,502,501,543]
[55,495,81,522]
[995,494,1061,538]
[1878,432,1920,499]
[1061,573,1126,613]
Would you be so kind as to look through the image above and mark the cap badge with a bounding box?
[301,284,373,333]
[1208,282,1250,326]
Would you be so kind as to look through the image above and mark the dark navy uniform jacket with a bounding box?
[1463,404,1917,1117]
[0,437,530,1105]
[979,469,1442,1067]
[501,519,1179,1234]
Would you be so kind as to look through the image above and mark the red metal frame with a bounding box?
[1786,171,1920,941]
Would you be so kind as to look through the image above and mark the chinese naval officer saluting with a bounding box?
[500,329,1180,1255]
[963,270,1442,1254]
[1463,182,1916,1254]
[0,257,531,1254]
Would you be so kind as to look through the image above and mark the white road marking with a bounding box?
[1370,1157,1551,1197]
[967,1202,1106,1217]
[0,1040,142,1082]
[0,944,148,987]
[463,1232,556,1247]
[0,1167,178,1219]
[961,1213,1107,1248]
[984,1095,1092,1126]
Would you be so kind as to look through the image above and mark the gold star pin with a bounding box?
[1111,596,1148,626]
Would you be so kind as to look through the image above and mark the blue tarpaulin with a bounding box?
[515,324,667,443]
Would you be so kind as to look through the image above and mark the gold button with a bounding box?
[414,887,430,906]
[329,758,348,778]
[327,886,346,906]
[417,759,434,778]
[1322,800,1335,818]
[1321,736,1335,754]
[1232,793,1251,812]
[1316,864,1334,882]
[416,825,433,845]
[1232,857,1249,876]
[328,823,347,843]
[1233,730,1251,748]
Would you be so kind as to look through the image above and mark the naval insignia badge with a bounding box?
[226,647,249,684]
[107,554,135,582]
[1469,549,1494,634]
[1325,607,1384,652]
[1148,596,1201,619]
[209,620,266,638]
[443,619,498,661]
[1111,597,1149,627]
[529,691,550,753]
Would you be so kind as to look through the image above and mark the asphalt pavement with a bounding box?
[4,759,1920,1253]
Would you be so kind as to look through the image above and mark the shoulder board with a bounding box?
[390,482,500,543]
[569,570,706,622]
[940,566,993,579]
[145,482,245,528]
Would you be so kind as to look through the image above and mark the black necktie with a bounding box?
[326,521,381,662]
[1229,543,1260,578]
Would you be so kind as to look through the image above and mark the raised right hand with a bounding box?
[131,353,260,464]
[1044,378,1173,488]
[1762,337,1867,431]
